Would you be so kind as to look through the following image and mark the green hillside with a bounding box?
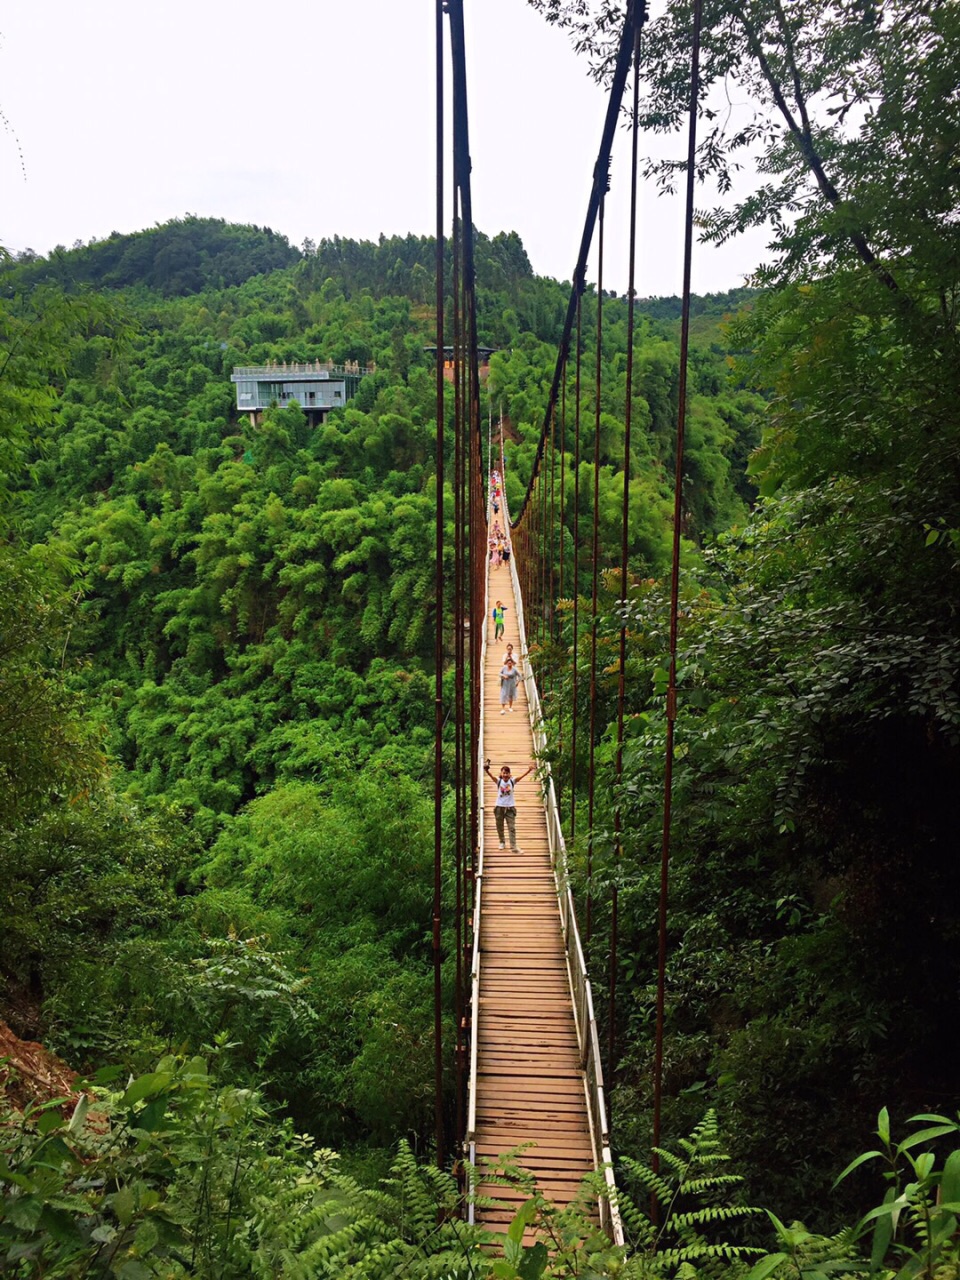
[3,57,959,1261]
[0,219,757,1158]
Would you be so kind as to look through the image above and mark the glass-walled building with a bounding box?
[231,361,372,424]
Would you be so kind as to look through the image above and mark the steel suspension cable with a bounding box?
[452,178,467,1153]
[558,371,567,792]
[432,0,446,1172]
[654,0,704,1166]
[570,297,583,840]
[610,24,645,1078]
[510,0,645,527]
[586,199,605,950]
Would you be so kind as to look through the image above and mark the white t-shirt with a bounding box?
[494,777,516,808]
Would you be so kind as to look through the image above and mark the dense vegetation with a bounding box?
[0,205,753,1163]
[4,217,301,297]
[532,0,960,1231]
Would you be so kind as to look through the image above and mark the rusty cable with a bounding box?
[558,370,566,792]
[570,297,582,840]
[654,0,703,1171]
[610,21,645,1083]
[452,173,467,1156]
[542,453,548,651]
[432,0,446,1172]
[447,0,483,1036]
[552,399,560,655]
[510,1,642,527]
[586,198,605,950]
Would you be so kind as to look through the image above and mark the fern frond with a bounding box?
[650,1146,691,1177]
[620,1154,674,1205]
[383,1140,446,1238]
[657,1241,763,1264]
[618,1206,658,1249]
[671,1205,763,1230]
[616,1110,767,1274]
[679,1173,745,1195]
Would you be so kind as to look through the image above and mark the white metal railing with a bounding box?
[464,469,622,1245]
[504,486,624,1248]
[464,493,491,1223]
[230,360,374,378]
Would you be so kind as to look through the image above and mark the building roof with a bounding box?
[422,345,498,359]
[231,361,372,383]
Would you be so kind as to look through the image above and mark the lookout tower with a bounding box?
[231,360,373,425]
[423,345,497,382]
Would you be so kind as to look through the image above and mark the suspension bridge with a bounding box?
[465,478,618,1240]
[430,0,700,1245]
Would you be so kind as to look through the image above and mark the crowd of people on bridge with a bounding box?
[485,465,535,855]
[489,469,511,569]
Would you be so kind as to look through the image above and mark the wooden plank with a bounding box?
[473,551,598,1237]
[478,1090,588,1108]
[475,1149,595,1167]
[475,1145,594,1162]
[479,1064,582,1077]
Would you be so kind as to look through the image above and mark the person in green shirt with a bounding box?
[492,600,507,641]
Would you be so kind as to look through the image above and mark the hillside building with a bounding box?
[423,345,497,382]
[231,361,373,425]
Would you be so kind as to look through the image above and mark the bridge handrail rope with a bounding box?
[501,478,624,1247]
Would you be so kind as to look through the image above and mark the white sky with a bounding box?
[1,0,768,297]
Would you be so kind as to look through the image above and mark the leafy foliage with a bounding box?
[527,0,960,1231]
[747,1109,960,1280]
[2,217,300,297]
[0,1053,489,1279]
[618,1111,761,1267]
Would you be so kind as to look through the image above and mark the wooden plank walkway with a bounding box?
[473,551,595,1232]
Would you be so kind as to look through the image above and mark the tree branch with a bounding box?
[733,2,904,297]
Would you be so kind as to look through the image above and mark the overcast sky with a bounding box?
[2,0,767,297]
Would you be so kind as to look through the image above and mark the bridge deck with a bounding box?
[473,552,594,1231]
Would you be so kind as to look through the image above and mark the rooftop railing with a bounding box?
[231,360,374,378]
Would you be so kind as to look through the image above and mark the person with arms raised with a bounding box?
[483,760,533,853]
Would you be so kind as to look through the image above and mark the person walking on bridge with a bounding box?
[499,655,523,713]
[492,600,507,641]
[484,760,533,854]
